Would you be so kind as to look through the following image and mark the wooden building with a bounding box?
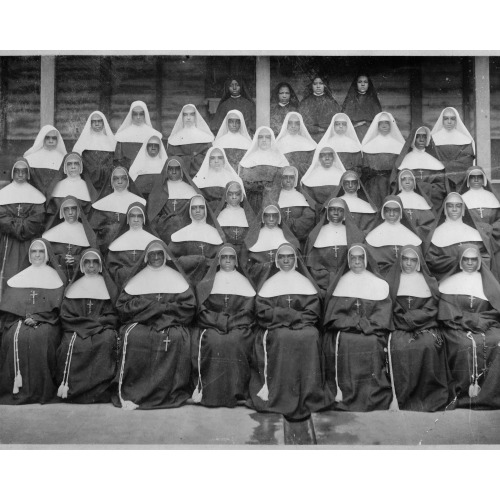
[0,54,497,184]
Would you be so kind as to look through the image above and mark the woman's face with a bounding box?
[13,166,28,184]
[228,80,240,97]
[128,208,144,230]
[83,257,100,276]
[328,206,345,224]
[258,133,272,151]
[90,114,104,133]
[286,116,301,135]
[182,106,196,127]
[167,162,182,181]
[277,251,295,272]
[378,120,391,136]
[191,201,206,221]
[227,115,241,133]
[443,110,457,131]
[63,203,78,224]
[226,184,242,207]
[30,242,46,267]
[44,132,58,151]
[334,120,347,135]
[208,149,225,170]
[343,178,358,195]
[384,204,401,224]
[220,252,237,272]
[263,211,279,229]
[414,132,427,150]
[112,169,128,192]
[281,172,296,191]
[461,254,479,273]
[401,252,419,274]
[319,149,334,168]
[131,106,145,126]
[278,86,291,105]
[469,174,484,190]
[357,76,369,93]
[400,174,415,192]
[349,248,366,274]
[146,141,160,158]
[147,249,165,268]
[66,157,81,178]
[312,78,325,94]
[446,201,463,221]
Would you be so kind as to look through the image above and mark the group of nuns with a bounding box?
[0,72,498,421]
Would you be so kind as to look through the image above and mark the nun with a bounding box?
[270,82,300,137]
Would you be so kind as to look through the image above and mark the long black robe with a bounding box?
[300,94,341,143]
[166,142,212,180]
[112,288,196,409]
[106,249,144,291]
[81,150,115,194]
[362,152,399,209]
[56,296,118,403]
[270,102,299,137]
[114,142,142,171]
[211,97,256,136]
[249,293,334,419]
[434,143,475,192]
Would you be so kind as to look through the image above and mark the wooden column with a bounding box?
[409,57,422,129]
[155,57,163,133]
[99,56,113,118]
[474,56,491,178]
[256,56,270,128]
[40,56,56,127]
[0,57,8,152]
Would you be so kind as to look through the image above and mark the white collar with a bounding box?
[362,134,404,155]
[340,193,376,214]
[7,265,63,289]
[259,269,317,297]
[320,135,361,153]
[432,128,473,147]
[125,265,189,294]
[24,148,65,170]
[248,226,288,252]
[217,205,249,227]
[366,222,422,247]
[0,182,46,205]
[42,221,90,246]
[399,150,444,171]
[167,180,198,200]
[431,219,482,247]
[313,223,347,248]
[332,270,389,300]
[51,176,91,201]
[65,274,110,300]
[398,190,432,210]
[115,123,161,144]
[278,189,310,208]
[211,269,255,297]
[397,272,432,298]
[92,190,146,214]
[439,271,487,301]
[462,188,500,209]
[108,228,157,251]
[301,165,344,187]
[171,220,223,245]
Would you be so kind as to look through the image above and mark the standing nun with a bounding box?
[270,82,300,137]
[72,110,117,192]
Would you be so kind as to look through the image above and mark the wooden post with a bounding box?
[474,56,491,179]
[40,56,56,127]
[99,56,113,118]
[155,56,163,133]
[256,56,270,129]
[409,57,422,129]
[0,57,8,152]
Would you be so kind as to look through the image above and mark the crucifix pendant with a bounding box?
[163,331,171,353]
[87,299,94,315]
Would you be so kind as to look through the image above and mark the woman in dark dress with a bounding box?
[56,248,119,404]
[112,240,196,410]
[270,82,300,137]
[250,242,335,420]
[191,245,256,407]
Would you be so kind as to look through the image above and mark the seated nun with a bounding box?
[385,245,450,412]
[42,196,97,282]
[23,125,67,195]
[275,112,317,180]
[0,159,46,292]
[72,110,116,192]
[277,165,316,249]
[46,152,97,218]
[113,240,196,410]
[147,156,200,245]
[114,100,161,170]
[323,244,394,412]
[300,146,346,207]
[395,169,435,242]
[365,195,422,277]
[0,239,66,405]
[192,146,245,213]
[214,181,256,255]
[212,109,252,171]
[427,192,490,282]
[317,112,363,175]
[431,106,475,191]
[168,194,225,287]
[238,126,288,214]
[89,167,146,253]
[128,134,166,201]
[361,111,405,208]
[106,202,157,290]
[305,197,365,296]
[392,126,446,211]
[250,243,335,421]
[56,248,119,404]
[192,244,256,408]
[438,244,500,409]
[331,170,378,235]
[241,204,300,290]
[167,104,214,179]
